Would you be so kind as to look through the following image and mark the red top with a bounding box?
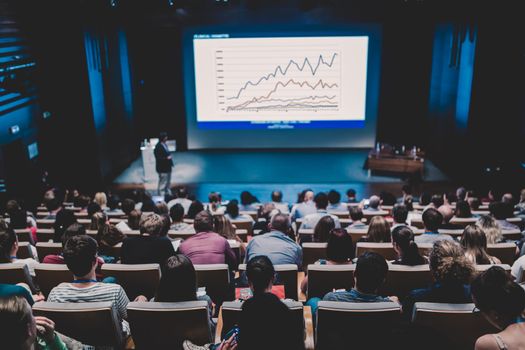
[179,231,238,271]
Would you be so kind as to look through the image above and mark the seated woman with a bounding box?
[97,224,126,263]
[460,225,501,265]
[154,254,215,331]
[301,228,353,294]
[455,200,474,218]
[313,215,336,243]
[476,215,505,244]
[89,211,107,231]
[224,201,254,224]
[391,226,427,266]
[170,204,195,232]
[359,215,391,243]
[214,215,245,257]
[471,266,525,350]
[0,226,38,276]
[403,240,474,317]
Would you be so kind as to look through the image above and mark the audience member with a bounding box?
[106,195,124,215]
[121,198,136,217]
[53,209,78,243]
[501,193,514,205]
[391,226,427,266]
[245,213,302,270]
[361,216,391,243]
[169,204,195,232]
[167,187,192,214]
[120,213,176,265]
[94,192,108,211]
[392,203,409,228]
[89,211,107,232]
[460,225,501,265]
[126,209,142,231]
[415,208,453,243]
[313,215,336,243]
[300,192,340,230]
[438,204,462,229]
[419,193,431,206]
[456,186,467,202]
[379,191,397,206]
[97,224,126,263]
[73,195,91,213]
[252,203,277,235]
[44,197,62,219]
[515,188,525,215]
[239,191,259,211]
[476,215,505,244]
[86,202,101,217]
[346,188,357,203]
[207,192,224,214]
[291,189,316,220]
[327,189,347,212]
[187,200,205,219]
[490,201,520,231]
[0,226,38,276]
[430,194,445,209]
[347,206,367,229]
[270,190,289,213]
[155,201,169,215]
[455,200,473,218]
[471,266,525,350]
[365,195,382,211]
[224,200,254,223]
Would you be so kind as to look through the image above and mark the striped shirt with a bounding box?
[48,282,130,334]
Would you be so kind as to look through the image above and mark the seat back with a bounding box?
[235,229,249,243]
[316,301,401,349]
[449,217,478,227]
[302,243,328,272]
[167,231,196,240]
[380,264,432,297]
[355,242,397,260]
[501,229,523,241]
[487,243,517,264]
[347,228,369,243]
[14,229,35,244]
[220,300,304,339]
[0,263,34,291]
[230,220,253,235]
[306,264,355,299]
[194,264,233,303]
[127,301,212,350]
[36,219,55,229]
[239,263,298,300]
[36,229,55,242]
[17,242,34,260]
[412,302,498,350]
[36,242,62,260]
[101,263,160,300]
[34,264,74,297]
[32,302,124,348]
[475,264,511,274]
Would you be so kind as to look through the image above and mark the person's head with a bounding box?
[107,196,120,211]
[520,189,525,202]
[63,235,98,278]
[208,192,221,204]
[61,223,86,246]
[438,205,454,224]
[314,192,328,210]
[476,215,503,244]
[431,194,444,208]
[225,200,240,218]
[176,187,188,199]
[155,202,169,215]
[257,203,276,221]
[156,254,197,302]
[240,191,256,206]
[87,202,101,217]
[246,255,275,295]
[501,193,514,204]
[0,296,37,349]
[429,240,474,285]
[403,195,414,212]
[313,215,336,243]
[159,131,168,142]
[98,224,125,248]
[368,195,381,210]
[422,208,443,232]
[468,197,481,210]
[45,197,61,212]
[54,209,78,242]
[354,252,388,294]
[214,215,236,240]
[392,226,423,265]
[456,187,467,201]
[169,204,185,223]
[328,190,341,205]
[392,204,408,224]
[460,225,492,264]
[269,213,290,233]
[471,266,525,330]
[346,188,356,200]
[326,228,353,263]
[94,192,107,208]
[303,190,314,203]
[349,206,364,222]
[187,200,204,219]
[8,208,28,229]
[419,192,431,206]
[128,209,142,230]
[74,195,91,209]
[379,191,397,206]
[193,210,214,233]
[89,211,107,231]
[489,201,514,220]
[271,190,282,203]
[402,184,412,196]
[139,213,164,236]
[121,198,136,216]
[455,201,472,218]
[5,199,20,215]
[0,226,17,263]
[366,216,391,243]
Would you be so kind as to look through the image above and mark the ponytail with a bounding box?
[392,226,425,265]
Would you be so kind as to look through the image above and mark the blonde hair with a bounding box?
[429,240,474,285]
[366,216,391,243]
[476,215,503,244]
[214,215,237,240]
[94,192,107,208]
[90,212,107,231]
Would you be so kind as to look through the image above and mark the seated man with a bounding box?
[47,235,132,335]
[438,205,463,229]
[347,206,367,229]
[169,204,195,232]
[120,213,175,265]
[245,213,302,270]
[270,190,290,213]
[300,192,341,230]
[291,190,316,220]
[391,204,411,229]
[178,210,237,272]
[490,201,520,231]
[327,190,347,212]
[167,187,193,214]
[415,208,453,244]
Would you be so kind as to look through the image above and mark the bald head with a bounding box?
[304,191,314,202]
[369,195,381,209]
[270,213,291,233]
[438,205,454,223]
[501,193,513,204]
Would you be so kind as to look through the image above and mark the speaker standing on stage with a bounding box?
[154,132,173,196]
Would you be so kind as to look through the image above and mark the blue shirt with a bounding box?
[245,230,303,270]
[292,201,317,220]
[323,288,392,303]
[300,210,341,230]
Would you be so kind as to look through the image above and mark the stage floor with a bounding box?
[113,149,449,202]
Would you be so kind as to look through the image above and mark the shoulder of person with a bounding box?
[475,334,499,350]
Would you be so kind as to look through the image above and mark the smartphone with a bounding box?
[223,325,240,345]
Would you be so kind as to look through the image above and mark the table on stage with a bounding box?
[366,145,425,177]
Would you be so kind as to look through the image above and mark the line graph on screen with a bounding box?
[215,49,341,113]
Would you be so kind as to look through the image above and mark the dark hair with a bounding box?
[208,192,221,204]
[271,191,282,202]
[170,204,185,223]
[349,206,364,221]
[346,189,356,197]
[420,193,431,206]
[471,266,525,327]
[455,201,472,218]
[225,200,240,218]
[128,209,142,230]
[0,226,16,263]
[8,209,28,229]
[121,199,136,216]
[194,210,214,232]
[489,201,514,220]
[62,223,86,246]
[460,225,493,265]
[392,204,408,224]
[63,235,98,277]
[313,215,336,243]
[241,191,257,206]
[391,226,425,265]
[97,224,125,251]
[403,196,414,211]
[446,192,458,204]
[422,208,443,232]
[0,295,34,348]
[159,131,168,140]
[107,196,120,211]
[366,216,391,243]
[45,197,61,212]
[354,252,388,294]
[155,202,169,215]
[328,190,341,205]
[402,185,412,195]
[74,195,90,209]
[53,209,78,242]
[469,198,481,210]
[176,187,188,198]
[187,200,204,219]
[156,254,197,302]
[246,255,275,295]
[326,228,353,263]
[431,194,444,208]
[87,202,101,217]
[379,191,396,206]
[270,213,290,233]
[314,192,329,209]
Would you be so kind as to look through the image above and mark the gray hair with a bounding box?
[139,213,164,236]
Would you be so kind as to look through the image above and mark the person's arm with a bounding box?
[115,286,130,320]
[35,316,68,350]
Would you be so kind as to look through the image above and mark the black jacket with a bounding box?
[154,142,173,173]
